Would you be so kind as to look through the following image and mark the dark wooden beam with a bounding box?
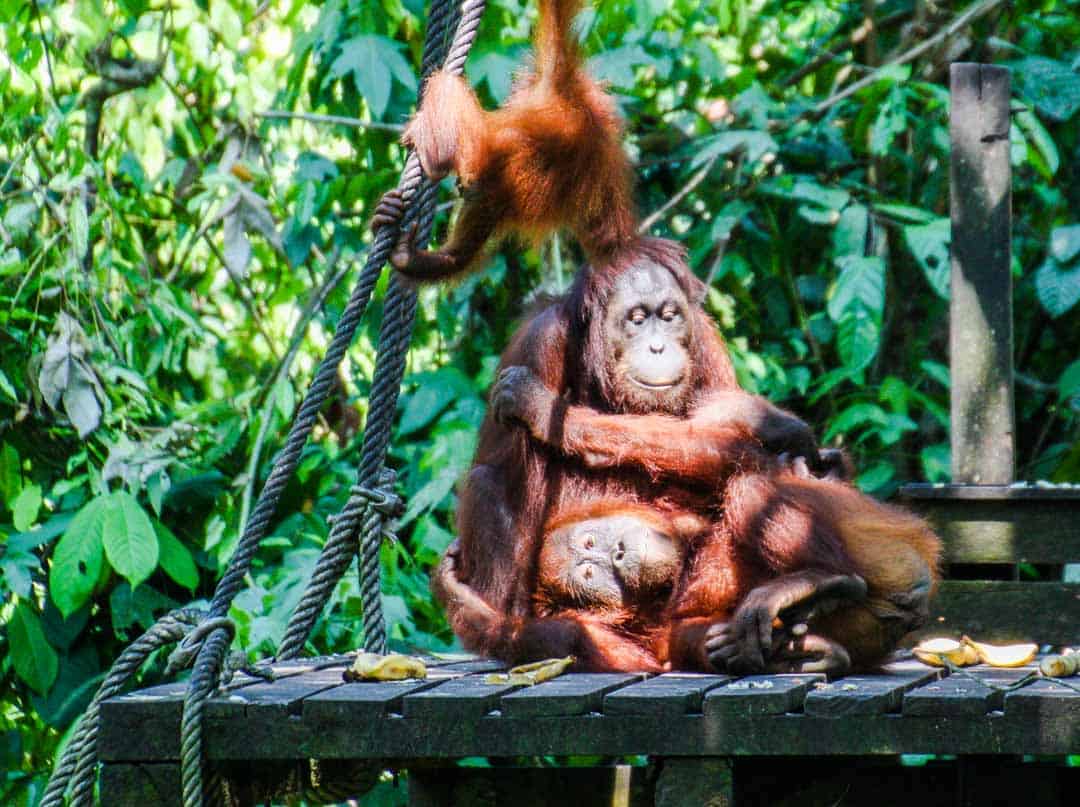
[949,63,1015,484]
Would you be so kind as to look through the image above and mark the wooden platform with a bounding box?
[98,653,1080,805]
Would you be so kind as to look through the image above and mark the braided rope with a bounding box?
[43,3,486,803]
[277,1,485,660]
[40,610,203,807]
[178,2,486,804]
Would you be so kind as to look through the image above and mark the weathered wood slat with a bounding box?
[949,62,1014,484]
[899,498,1080,564]
[902,667,1035,717]
[603,674,731,717]
[499,673,643,717]
[205,667,346,718]
[899,484,1080,501]
[304,679,443,722]
[803,665,938,717]
[920,581,1080,645]
[402,675,521,719]
[703,674,824,717]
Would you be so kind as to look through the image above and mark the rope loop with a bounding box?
[164,616,237,678]
[352,468,404,518]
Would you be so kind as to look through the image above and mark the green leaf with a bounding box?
[101,492,159,588]
[331,35,416,119]
[50,499,107,618]
[833,204,869,257]
[587,44,653,88]
[8,601,59,694]
[3,201,38,237]
[12,483,42,532]
[827,256,885,321]
[870,86,906,156]
[836,310,880,370]
[0,441,22,506]
[903,218,950,299]
[399,368,474,436]
[921,443,951,483]
[920,360,951,388]
[69,198,88,260]
[155,520,198,591]
[1050,224,1080,264]
[787,178,850,211]
[1010,56,1080,122]
[1034,258,1080,318]
[855,462,895,494]
[824,403,887,442]
[873,203,937,225]
[1058,359,1080,403]
[468,50,520,103]
[1016,109,1060,177]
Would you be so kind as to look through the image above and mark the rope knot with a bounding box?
[351,468,404,518]
[164,615,237,678]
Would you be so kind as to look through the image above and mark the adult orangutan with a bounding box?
[432,247,940,675]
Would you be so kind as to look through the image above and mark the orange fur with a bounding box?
[395,0,637,282]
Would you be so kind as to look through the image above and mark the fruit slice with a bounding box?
[960,636,1037,668]
[485,656,574,685]
[1039,651,1079,678]
[344,652,427,681]
[913,637,979,667]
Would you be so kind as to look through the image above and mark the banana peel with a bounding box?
[1039,650,1080,678]
[344,653,427,682]
[961,636,1037,668]
[913,636,1040,669]
[912,638,979,668]
[485,656,574,686]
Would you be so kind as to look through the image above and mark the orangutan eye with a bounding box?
[628,308,646,325]
[661,305,679,322]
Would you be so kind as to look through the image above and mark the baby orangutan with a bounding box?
[434,502,704,672]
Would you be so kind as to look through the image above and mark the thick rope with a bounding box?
[277,0,485,660]
[179,2,485,804]
[40,610,203,807]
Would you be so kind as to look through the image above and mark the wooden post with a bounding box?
[949,63,1015,484]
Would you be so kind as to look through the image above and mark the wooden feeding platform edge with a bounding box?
[898,483,1080,645]
[98,653,1080,805]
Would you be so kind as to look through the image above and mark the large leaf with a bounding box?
[903,218,951,299]
[12,483,42,532]
[8,601,59,695]
[50,499,107,618]
[155,520,198,591]
[693,130,777,167]
[1010,56,1080,122]
[330,35,416,119]
[101,492,159,588]
[1050,224,1080,264]
[588,44,653,88]
[37,312,104,438]
[399,368,475,436]
[827,256,885,321]
[836,310,880,371]
[1034,258,1080,318]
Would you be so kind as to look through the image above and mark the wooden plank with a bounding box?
[897,497,1080,564]
[99,762,182,807]
[303,679,443,722]
[803,665,938,717]
[205,667,346,718]
[903,667,1035,716]
[402,675,522,719]
[949,63,1014,485]
[604,674,732,718]
[917,581,1080,646]
[704,674,825,717]
[899,483,1080,501]
[499,673,643,718]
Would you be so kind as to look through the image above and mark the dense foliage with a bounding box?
[3,0,1080,801]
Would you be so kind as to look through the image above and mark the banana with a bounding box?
[1039,650,1079,678]
[344,653,427,681]
[913,637,979,667]
[960,636,1038,668]
[485,656,575,685]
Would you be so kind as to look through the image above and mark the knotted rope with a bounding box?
[42,2,488,804]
